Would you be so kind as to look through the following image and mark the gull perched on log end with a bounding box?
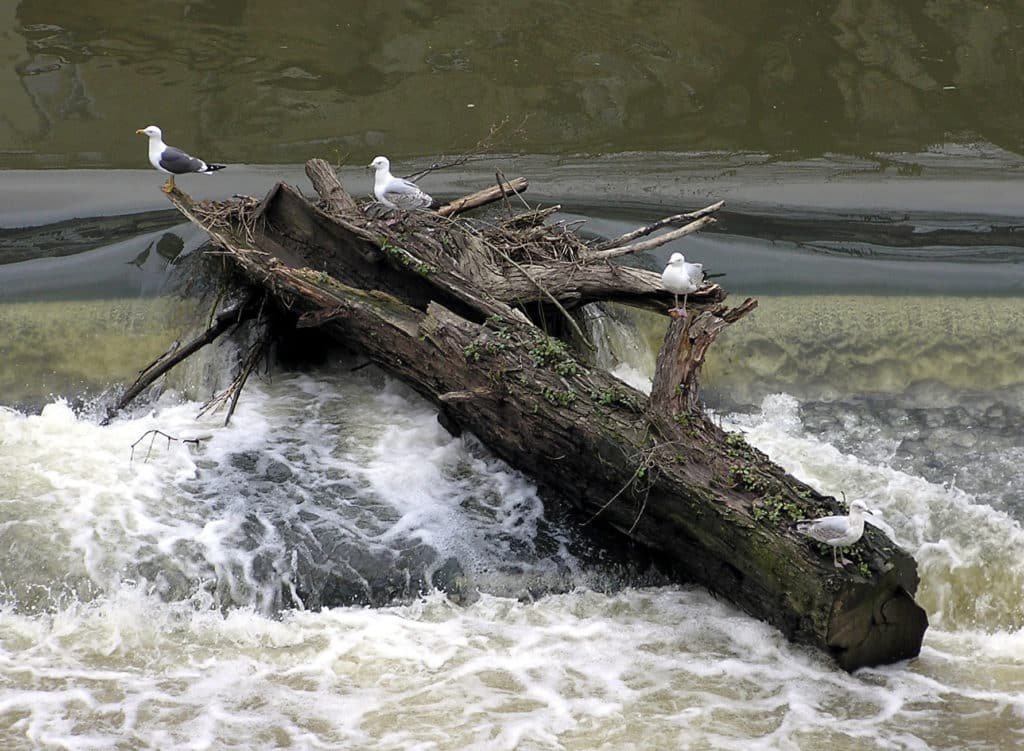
[136,125,226,193]
[661,252,704,318]
[368,155,438,211]
[796,498,876,568]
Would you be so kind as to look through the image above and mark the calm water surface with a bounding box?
[2,0,1024,165]
[2,2,1024,750]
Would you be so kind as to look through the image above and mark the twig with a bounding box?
[130,429,201,464]
[405,115,528,182]
[584,449,657,526]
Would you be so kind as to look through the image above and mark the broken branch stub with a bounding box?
[649,298,758,417]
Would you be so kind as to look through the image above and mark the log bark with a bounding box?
[158,165,928,671]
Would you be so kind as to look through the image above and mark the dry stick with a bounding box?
[103,297,257,425]
[592,200,725,251]
[437,178,529,218]
[585,215,718,262]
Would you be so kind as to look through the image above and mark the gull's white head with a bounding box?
[136,125,162,139]
[368,155,390,173]
[848,499,874,515]
[667,252,685,265]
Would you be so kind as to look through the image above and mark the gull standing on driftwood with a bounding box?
[661,252,704,317]
[796,499,876,568]
[368,156,437,210]
[136,125,226,193]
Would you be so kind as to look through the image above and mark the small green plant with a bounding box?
[380,239,435,275]
[542,387,577,406]
[751,491,804,524]
[590,387,639,411]
[729,463,769,493]
[528,334,568,366]
[554,360,578,376]
[484,339,509,356]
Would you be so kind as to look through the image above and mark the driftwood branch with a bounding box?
[437,178,529,217]
[593,200,725,251]
[585,215,718,261]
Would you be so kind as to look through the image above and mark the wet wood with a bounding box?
[152,162,928,671]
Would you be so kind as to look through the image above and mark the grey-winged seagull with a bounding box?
[368,155,437,210]
[136,125,226,193]
[796,499,876,568]
[661,252,704,317]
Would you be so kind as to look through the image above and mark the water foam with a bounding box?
[3,382,1024,748]
[2,584,1022,750]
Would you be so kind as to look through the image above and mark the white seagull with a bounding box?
[660,252,704,317]
[796,499,876,568]
[368,155,436,210]
[136,125,226,193]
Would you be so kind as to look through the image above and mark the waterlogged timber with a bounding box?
[145,163,928,669]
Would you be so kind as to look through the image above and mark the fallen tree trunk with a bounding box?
[153,162,927,671]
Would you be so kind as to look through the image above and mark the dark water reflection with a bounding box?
[2,1,1024,168]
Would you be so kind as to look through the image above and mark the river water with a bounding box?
[3,2,1024,750]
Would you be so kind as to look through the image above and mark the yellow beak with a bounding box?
[135,128,146,134]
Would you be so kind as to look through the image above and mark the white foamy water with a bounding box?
[2,371,1024,749]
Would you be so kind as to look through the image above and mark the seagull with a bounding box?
[136,125,226,193]
[660,252,704,317]
[368,155,437,211]
[796,499,876,568]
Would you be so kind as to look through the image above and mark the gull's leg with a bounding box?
[669,293,680,316]
[832,547,842,568]
[161,175,176,193]
[680,293,689,318]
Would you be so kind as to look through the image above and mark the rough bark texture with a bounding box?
[159,162,928,671]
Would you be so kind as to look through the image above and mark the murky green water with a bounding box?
[2,0,1024,168]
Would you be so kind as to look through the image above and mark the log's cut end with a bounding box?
[827,562,929,671]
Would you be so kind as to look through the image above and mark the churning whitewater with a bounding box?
[1,361,1023,749]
